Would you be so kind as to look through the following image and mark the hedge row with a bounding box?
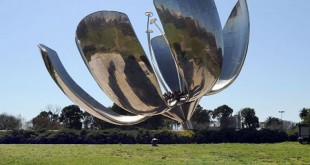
[0,128,289,144]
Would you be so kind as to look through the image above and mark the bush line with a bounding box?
[0,128,293,144]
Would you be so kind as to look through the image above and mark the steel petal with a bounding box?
[154,0,224,100]
[151,35,189,104]
[38,44,149,125]
[75,11,168,114]
[151,35,181,93]
[207,0,250,95]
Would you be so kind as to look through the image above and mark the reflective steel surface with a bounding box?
[39,0,250,129]
[151,35,189,105]
[151,35,180,95]
[75,11,168,115]
[154,0,224,101]
[207,0,250,95]
[38,44,149,125]
[163,99,200,126]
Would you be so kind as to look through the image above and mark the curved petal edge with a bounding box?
[207,0,250,95]
[38,44,149,125]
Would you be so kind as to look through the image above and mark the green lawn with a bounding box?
[0,142,309,165]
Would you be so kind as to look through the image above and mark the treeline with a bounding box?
[0,128,290,144]
[1,104,309,144]
[26,104,263,131]
[2,104,307,132]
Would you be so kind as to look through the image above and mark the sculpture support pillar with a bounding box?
[182,120,193,130]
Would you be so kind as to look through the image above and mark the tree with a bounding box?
[191,105,212,130]
[299,108,310,124]
[31,105,62,130]
[212,105,233,128]
[31,111,61,130]
[0,113,22,130]
[265,117,282,130]
[59,105,84,130]
[240,108,259,128]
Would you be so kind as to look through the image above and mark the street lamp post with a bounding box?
[279,110,285,129]
[279,111,285,121]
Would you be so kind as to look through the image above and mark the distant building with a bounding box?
[259,120,296,130]
[229,115,241,130]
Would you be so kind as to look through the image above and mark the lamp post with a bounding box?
[279,111,285,121]
[279,110,285,129]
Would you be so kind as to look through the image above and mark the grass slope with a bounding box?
[0,142,309,165]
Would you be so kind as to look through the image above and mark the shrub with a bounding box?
[0,129,290,144]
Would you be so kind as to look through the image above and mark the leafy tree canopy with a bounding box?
[265,117,282,130]
[240,108,259,128]
[212,105,233,128]
[59,105,84,130]
[191,105,212,130]
[299,108,310,124]
[0,113,21,130]
[31,111,61,130]
[212,105,233,119]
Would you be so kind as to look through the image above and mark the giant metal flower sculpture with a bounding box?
[38,0,249,129]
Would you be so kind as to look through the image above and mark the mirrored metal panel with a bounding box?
[76,11,168,115]
[151,35,189,105]
[151,35,181,95]
[207,0,250,95]
[38,44,149,125]
[154,0,224,100]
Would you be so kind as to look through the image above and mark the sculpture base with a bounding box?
[182,120,193,130]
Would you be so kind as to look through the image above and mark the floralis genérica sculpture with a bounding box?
[38,0,249,129]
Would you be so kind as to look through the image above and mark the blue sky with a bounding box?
[0,0,309,123]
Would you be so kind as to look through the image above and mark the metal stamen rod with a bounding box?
[150,18,184,93]
[145,11,170,95]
